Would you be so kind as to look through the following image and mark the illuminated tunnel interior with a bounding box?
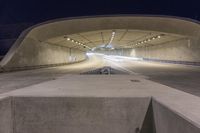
[0,15,200,70]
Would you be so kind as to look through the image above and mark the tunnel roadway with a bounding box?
[0,54,200,97]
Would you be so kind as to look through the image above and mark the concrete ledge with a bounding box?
[0,58,86,73]
[143,58,200,66]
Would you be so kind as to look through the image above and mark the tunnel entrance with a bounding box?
[1,97,156,133]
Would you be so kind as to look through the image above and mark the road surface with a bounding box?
[0,54,200,97]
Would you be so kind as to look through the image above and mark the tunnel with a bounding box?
[0,15,200,133]
[0,15,200,70]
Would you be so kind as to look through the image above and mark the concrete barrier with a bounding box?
[1,96,199,133]
[0,97,12,133]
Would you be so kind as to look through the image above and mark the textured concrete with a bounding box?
[0,97,12,133]
[132,38,200,62]
[13,97,151,133]
[0,55,106,93]
[0,75,200,133]
[0,38,86,70]
[153,99,200,133]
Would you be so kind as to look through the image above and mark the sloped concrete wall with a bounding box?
[132,38,200,62]
[152,99,200,133]
[0,37,86,70]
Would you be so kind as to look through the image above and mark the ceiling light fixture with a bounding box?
[65,37,91,50]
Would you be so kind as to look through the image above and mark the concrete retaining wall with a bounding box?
[101,38,200,64]
[132,38,200,62]
[152,99,200,133]
[0,97,152,133]
[0,37,86,70]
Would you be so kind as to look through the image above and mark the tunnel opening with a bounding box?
[1,16,200,71]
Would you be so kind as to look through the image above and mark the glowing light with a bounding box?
[65,36,91,50]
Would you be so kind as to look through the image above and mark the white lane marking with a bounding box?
[104,57,138,75]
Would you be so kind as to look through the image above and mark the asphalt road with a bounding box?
[103,55,200,97]
[0,54,200,97]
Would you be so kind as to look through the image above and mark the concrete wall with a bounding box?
[95,49,132,57]
[0,37,86,70]
[101,38,200,63]
[153,99,200,133]
[0,97,12,133]
[131,38,200,62]
[13,97,151,133]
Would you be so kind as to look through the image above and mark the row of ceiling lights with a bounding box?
[134,34,164,46]
[108,31,116,45]
[64,36,91,50]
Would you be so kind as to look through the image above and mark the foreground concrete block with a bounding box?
[0,97,12,133]
[13,97,151,133]
[153,99,200,133]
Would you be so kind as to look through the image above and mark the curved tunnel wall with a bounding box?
[0,15,200,70]
[131,38,200,62]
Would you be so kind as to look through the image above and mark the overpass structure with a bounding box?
[0,15,200,70]
[0,15,200,133]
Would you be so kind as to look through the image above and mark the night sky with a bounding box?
[1,0,200,24]
[0,0,200,55]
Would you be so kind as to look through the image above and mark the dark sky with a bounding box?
[1,0,200,24]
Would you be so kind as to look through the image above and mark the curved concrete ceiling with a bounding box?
[20,15,200,50]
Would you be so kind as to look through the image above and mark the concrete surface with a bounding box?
[0,97,12,133]
[0,38,86,70]
[0,54,200,97]
[0,55,106,93]
[153,99,200,133]
[13,97,151,133]
[103,55,200,97]
[0,75,200,133]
